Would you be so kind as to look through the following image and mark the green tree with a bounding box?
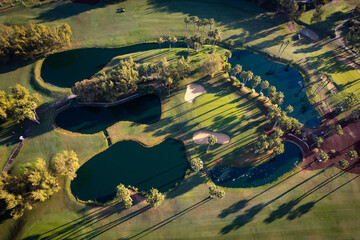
[209,185,225,199]
[52,150,79,180]
[240,70,254,87]
[146,188,164,208]
[224,50,232,62]
[224,63,232,74]
[231,64,242,77]
[314,136,324,148]
[311,5,324,23]
[208,18,215,31]
[190,16,199,33]
[207,134,217,153]
[176,56,192,79]
[285,105,294,114]
[184,16,191,35]
[165,77,173,95]
[157,37,164,52]
[339,159,349,169]
[190,157,203,172]
[201,50,222,78]
[116,184,132,208]
[251,75,261,91]
[319,152,329,161]
[347,150,358,159]
[273,143,285,155]
[259,80,269,95]
[185,35,192,53]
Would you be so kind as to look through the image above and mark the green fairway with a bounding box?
[1,0,360,239]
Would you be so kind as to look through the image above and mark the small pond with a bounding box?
[210,142,303,188]
[55,94,161,134]
[41,42,185,88]
[71,139,188,203]
[229,50,321,128]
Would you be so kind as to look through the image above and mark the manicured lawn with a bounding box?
[0,0,360,239]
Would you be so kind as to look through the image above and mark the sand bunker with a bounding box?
[185,83,205,102]
[300,28,319,41]
[193,130,230,145]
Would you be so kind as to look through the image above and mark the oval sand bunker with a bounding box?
[185,83,205,102]
[193,130,230,145]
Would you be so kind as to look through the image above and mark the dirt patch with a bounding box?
[286,21,296,33]
[302,119,360,174]
[192,130,230,145]
[184,83,205,103]
[129,189,146,204]
[300,28,319,42]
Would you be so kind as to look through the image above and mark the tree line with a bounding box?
[344,4,360,54]
[0,23,72,63]
[0,150,79,219]
[72,55,192,102]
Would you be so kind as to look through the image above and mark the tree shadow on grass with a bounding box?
[218,199,249,219]
[220,203,265,235]
[166,173,206,199]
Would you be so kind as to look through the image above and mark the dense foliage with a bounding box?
[344,5,360,54]
[0,23,72,63]
[145,188,164,208]
[0,151,79,219]
[0,84,41,123]
[116,184,132,208]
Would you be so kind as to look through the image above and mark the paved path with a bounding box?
[2,140,25,173]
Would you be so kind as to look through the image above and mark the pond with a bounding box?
[55,94,161,134]
[229,50,321,128]
[210,142,303,188]
[41,42,185,88]
[71,139,188,203]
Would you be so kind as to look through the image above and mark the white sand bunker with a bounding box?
[185,83,205,102]
[193,130,230,145]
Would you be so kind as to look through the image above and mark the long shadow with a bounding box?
[127,197,211,239]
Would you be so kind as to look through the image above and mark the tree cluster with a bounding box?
[344,5,360,54]
[0,150,79,219]
[116,184,132,208]
[201,50,223,78]
[0,23,72,63]
[255,129,285,156]
[209,185,225,199]
[0,84,41,123]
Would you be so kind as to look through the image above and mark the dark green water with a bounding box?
[71,139,188,203]
[210,142,303,188]
[41,42,185,88]
[229,50,321,128]
[55,94,161,134]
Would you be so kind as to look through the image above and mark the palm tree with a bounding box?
[191,16,199,33]
[185,36,191,53]
[251,76,261,91]
[240,70,253,86]
[196,20,202,33]
[165,77,173,95]
[231,64,242,77]
[171,36,177,49]
[212,28,222,47]
[267,85,276,98]
[208,18,215,31]
[157,37,164,52]
[224,50,232,62]
[167,35,172,51]
[202,18,208,33]
[207,134,217,153]
[259,80,269,95]
[184,16,191,35]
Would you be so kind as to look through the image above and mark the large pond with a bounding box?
[229,50,321,128]
[71,139,188,203]
[41,42,185,88]
[55,94,161,134]
[210,142,303,188]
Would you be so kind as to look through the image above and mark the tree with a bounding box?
[208,18,215,31]
[273,143,284,155]
[224,50,232,62]
[52,150,79,180]
[231,64,242,77]
[224,63,231,74]
[228,39,235,49]
[311,5,324,23]
[319,152,329,161]
[176,56,192,79]
[240,70,254,87]
[207,135,217,153]
[165,77,173,95]
[184,16,191,35]
[116,184,132,208]
[146,188,164,208]
[334,124,343,135]
[209,185,225,199]
[347,150,358,159]
[190,16,199,33]
[190,157,203,172]
[8,84,42,123]
[341,92,359,110]
[167,35,173,51]
[201,50,222,78]
[339,159,349,169]
[314,136,323,148]
[157,37,164,52]
[201,18,208,33]
[285,105,294,114]
[251,76,261,91]
[185,36,191,53]
[267,86,276,98]
[171,36,177,49]
[259,80,269,95]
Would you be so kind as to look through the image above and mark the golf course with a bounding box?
[1,0,360,239]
